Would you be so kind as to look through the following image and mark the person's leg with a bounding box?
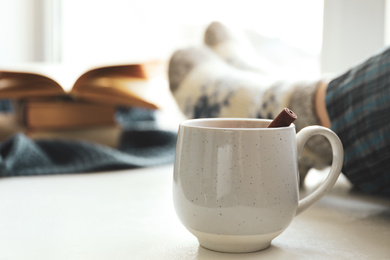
[168,44,332,185]
[168,45,322,127]
[325,46,390,196]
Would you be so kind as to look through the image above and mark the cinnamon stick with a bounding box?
[267,108,297,128]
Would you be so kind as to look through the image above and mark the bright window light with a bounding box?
[60,0,324,67]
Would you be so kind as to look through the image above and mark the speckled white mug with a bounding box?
[173,118,343,253]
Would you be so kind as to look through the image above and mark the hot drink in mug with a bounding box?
[173,118,343,253]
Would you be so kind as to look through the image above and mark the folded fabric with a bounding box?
[0,106,177,176]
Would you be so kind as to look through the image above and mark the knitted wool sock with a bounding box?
[288,81,333,184]
[168,46,274,119]
[169,26,333,185]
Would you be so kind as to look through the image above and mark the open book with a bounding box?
[0,60,166,110]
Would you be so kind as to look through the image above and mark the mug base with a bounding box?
[188,228,283,253]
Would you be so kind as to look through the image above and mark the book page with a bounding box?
[0,60,165,92]
[0,63,90,92]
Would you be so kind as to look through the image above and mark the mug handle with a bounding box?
[295,126,344,216]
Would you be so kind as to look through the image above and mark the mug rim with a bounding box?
[180,118,295,130]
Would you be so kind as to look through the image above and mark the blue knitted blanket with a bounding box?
[0,103,177,176]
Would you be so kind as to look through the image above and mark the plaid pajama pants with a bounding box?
[326,46,390,196]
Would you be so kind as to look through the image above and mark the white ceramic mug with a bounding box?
[173,118,343,253]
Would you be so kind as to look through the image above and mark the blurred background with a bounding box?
[1,0,389,77]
